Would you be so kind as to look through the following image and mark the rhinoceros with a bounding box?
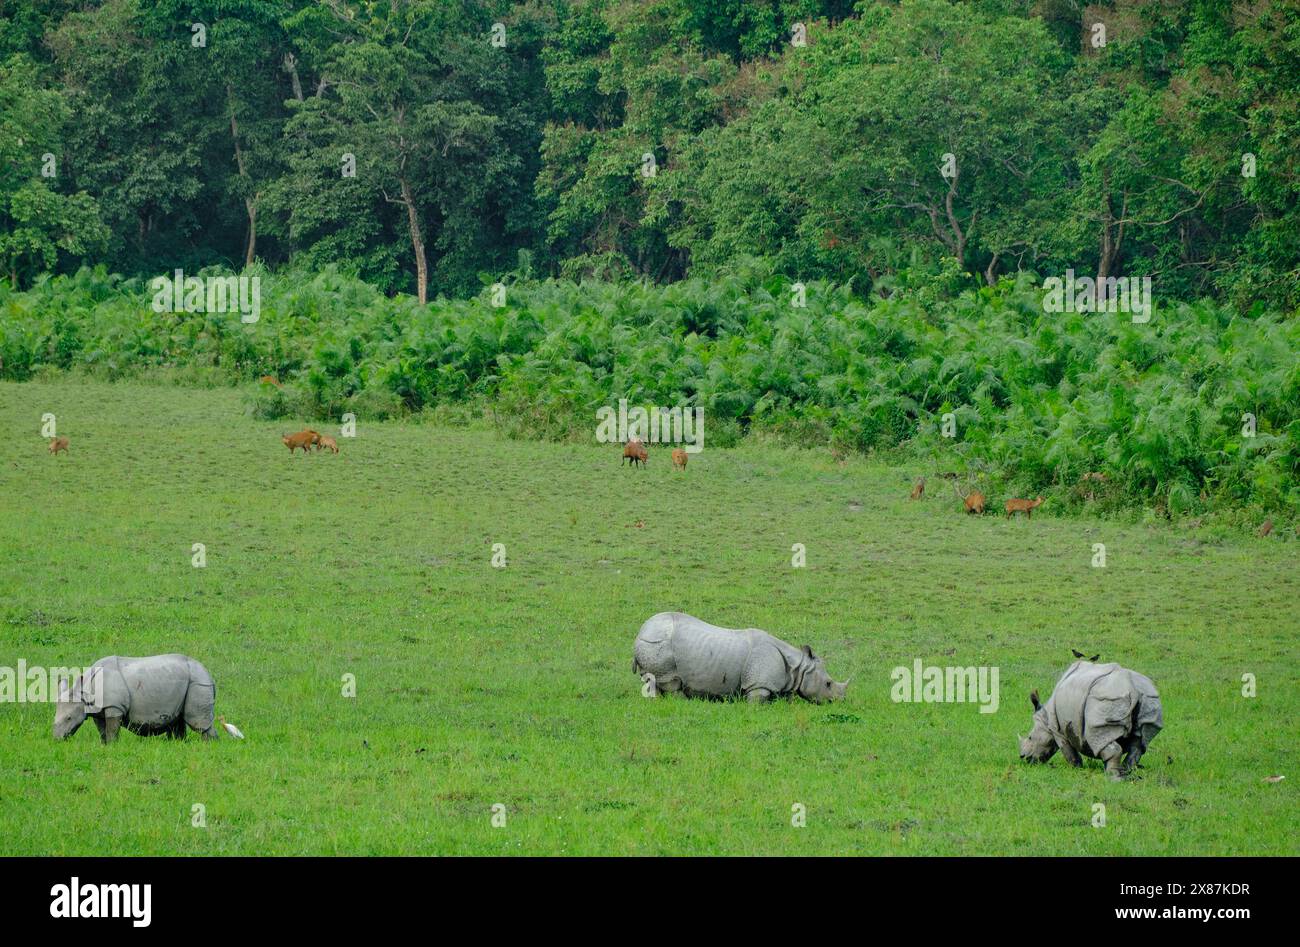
[1019,659,1163,779]
[632,611,848,703]
[53,654,220,743]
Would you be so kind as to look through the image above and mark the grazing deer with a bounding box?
[258,375,281,387]
[952,479,985,514]
[48,437,70,455]
[623,438,648,468]
[1258,519,1273,537]
[282,431,316,454]
[909,477,925,500]
[671,448,687,471]
[1005,497,1044,519]
[318,435,339,454]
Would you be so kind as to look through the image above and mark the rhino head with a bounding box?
[1018,689,1057,762]
[53,677,88,740]
[795,645,849,704]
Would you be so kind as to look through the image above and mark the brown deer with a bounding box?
[48,436,70,455]
[258,375,281,387]
[1258,519,1273,537]
[317,435,339,454]
[282,431,316,454]
[622,438,648,468]
[952,479,985,514]
[909,477,925,500]
[671,448,687,471]
[1005,497,1044,519]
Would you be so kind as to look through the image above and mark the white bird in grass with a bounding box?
[219,715,245,740]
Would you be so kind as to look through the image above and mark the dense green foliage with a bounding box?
[3,265,1296,514]
[2,0,1298,305]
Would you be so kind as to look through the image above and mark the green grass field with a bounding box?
[0,380,1295,855]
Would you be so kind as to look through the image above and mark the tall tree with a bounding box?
[0,54,108,287]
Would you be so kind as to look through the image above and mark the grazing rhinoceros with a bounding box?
[53,655,220,743]
[1019,659,1163,780]
[633,611,848,703]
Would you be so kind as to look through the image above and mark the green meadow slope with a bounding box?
[0,381,1294,855]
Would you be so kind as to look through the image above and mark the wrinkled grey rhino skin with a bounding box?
[1020,660,1162,780]
[633,612,847,703]
[53,655,219,743]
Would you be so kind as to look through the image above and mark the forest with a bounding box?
[2,0,1297,307]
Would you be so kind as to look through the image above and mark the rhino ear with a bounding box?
[801,645,816,660]
[1030,689,1041,711]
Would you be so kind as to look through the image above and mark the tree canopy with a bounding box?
[1,0,1296,309]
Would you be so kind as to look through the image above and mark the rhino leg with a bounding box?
[183,681,217,737]
[655,675,682,696]
[1121,742,1146,776]
[169,718,187,740]
[1099,741,1124,780]
[100,713,122,745]
[745,687,773,703]
[1057,740,1083,767]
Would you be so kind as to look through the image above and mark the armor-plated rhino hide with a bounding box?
[632,612,847,703]
[1020,660,1163,779]
[54,654,220,743]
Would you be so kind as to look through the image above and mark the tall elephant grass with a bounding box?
[2,264,1297,515]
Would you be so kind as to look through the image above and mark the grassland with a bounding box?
[0,380,1295,855]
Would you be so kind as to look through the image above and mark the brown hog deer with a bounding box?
[282,431,316,454]
[952,479,985,514]
[623,438,648,468]
[1005,497,1044,519]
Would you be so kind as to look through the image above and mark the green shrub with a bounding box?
[3,265,1297,515]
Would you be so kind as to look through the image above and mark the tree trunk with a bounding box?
[283,53,304,102]
[1097,174,1128,303]
[227,86,257,268]
[399,175,428,304]
[244,199,257,268]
